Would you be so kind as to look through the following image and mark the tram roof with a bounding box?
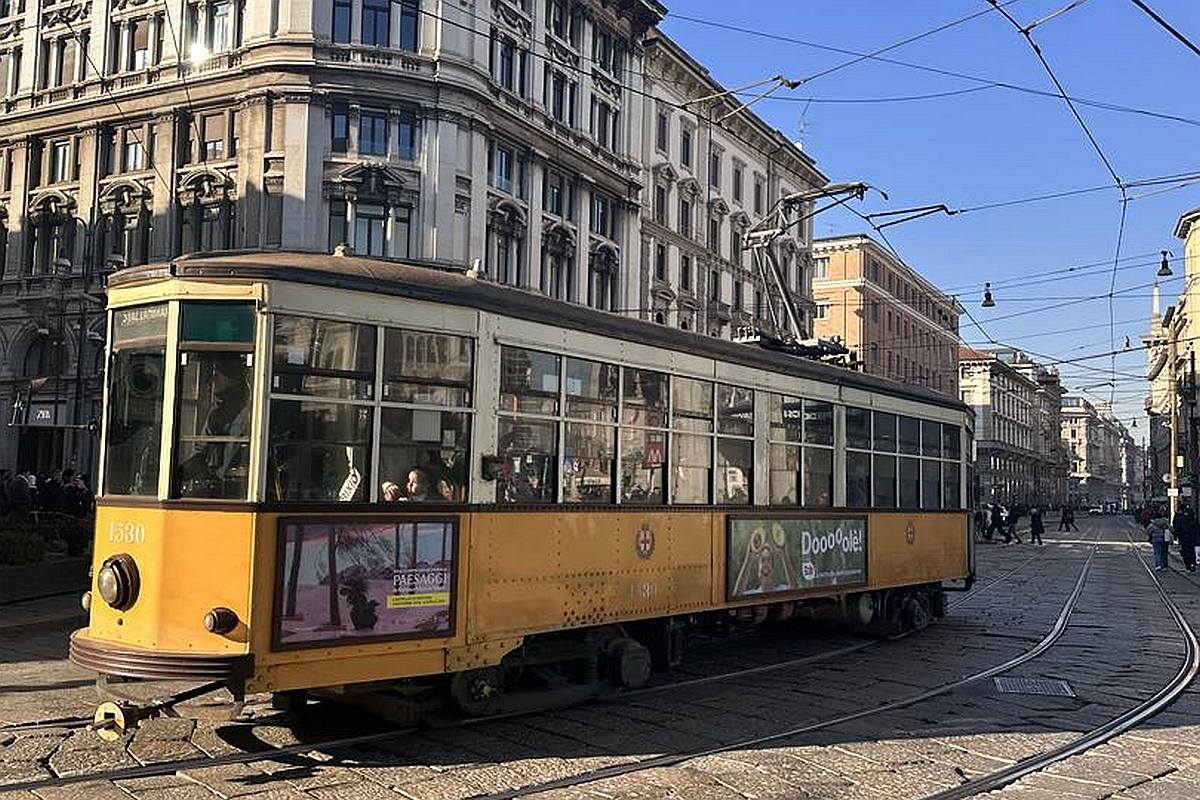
[110,250,970,415]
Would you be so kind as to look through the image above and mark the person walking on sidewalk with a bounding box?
[1029,505,1045,546]
[1173,504,1199,573]
[1058,503,1071,531]
[1147,515,1172,571]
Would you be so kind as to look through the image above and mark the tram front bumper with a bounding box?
[69,629,252,683]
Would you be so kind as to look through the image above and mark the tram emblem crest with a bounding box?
[905,520,916,545]
[636,523,655,559]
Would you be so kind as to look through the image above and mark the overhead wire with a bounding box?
[666,12,1200,128]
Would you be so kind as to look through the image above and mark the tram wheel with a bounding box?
[449,667,505,716]
[902,595,931,631]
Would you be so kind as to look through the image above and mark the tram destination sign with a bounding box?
[727,516,867,600]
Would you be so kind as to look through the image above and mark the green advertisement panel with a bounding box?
[727,516,868,600]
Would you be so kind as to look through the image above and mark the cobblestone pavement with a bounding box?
[1,515,1197,800]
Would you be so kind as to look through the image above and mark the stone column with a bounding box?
[526,156,544,292]
[468,126,488,268]
[148,113,177,261]
[118,22,131,73]
[3,139,29,277]
[344,190,357,250]
[236,94,268,248]
[279,95,321,250]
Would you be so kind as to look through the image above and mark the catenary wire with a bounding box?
[1126,0,1200,60]
[666,13,1200,128]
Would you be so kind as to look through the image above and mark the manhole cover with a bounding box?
[994,677,1076,697]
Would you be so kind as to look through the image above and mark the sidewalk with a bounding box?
[0,592,87,638]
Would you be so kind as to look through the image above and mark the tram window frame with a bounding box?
[377,328,476,504]
[767,394,833,507]
[562,356,617,504]
[271,315,376,401]
[171,301,256,500]
[716,384,753,504]
[267,315,378,502]
[266,314,478,504]
[496,347,562,503]
[620,365,668,504]
[670,376,714,505]
[104,303,170,497]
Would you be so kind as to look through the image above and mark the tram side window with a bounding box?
[497,347,559,503]
[272,316,376,400]
[922,459,942,509]
[898,415,920,455]
[943,462,961,509]
[846,451,871,508]
[768,394,803,505]
[380,410,471,502]
[621,367,668,504]
[803,400,833,506]
[268,315,376,501]
[383,329,473,406]
[173,302,256,499]
[379,328,474,503]
[899,456,920,508]
[105,304,169,496]
[563,357,617,503]
[671,377,713,504]
[716,384,753,504]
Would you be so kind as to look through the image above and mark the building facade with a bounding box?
[1143,207,1200,509]
[958,347,1067,506]
[638,33,823,338]
[0,0,829,474]
[812,235,959,397]
[1061,397,1133,508]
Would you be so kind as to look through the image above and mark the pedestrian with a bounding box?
[1058,503,1070,531]
[1010,504,1024,544]
[1147,515,1172,571]
[1173,504,1199,573]
[1030,505,1045,546]
[986,501,1004,542]
[1065,505,1079,532]
[0,468,10,519]
[7,471,31,523]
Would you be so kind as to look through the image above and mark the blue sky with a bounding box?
[660,0,1199,438]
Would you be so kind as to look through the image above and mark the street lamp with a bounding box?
[981,282,996,308]
[1159,250,1173,278]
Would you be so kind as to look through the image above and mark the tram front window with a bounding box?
[173,302,255,499]
[104,304,169,496]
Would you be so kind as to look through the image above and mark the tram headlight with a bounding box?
[97,554,139,611]
[203,607,239,635]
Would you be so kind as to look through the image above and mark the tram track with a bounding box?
[0,540,1051,792]
[915,522,1200,800]
[461,534,1104,800]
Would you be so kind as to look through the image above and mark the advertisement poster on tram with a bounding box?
[275,519,456,647]
[727,517,867,600]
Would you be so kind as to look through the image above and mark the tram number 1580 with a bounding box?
[108,521,146,545]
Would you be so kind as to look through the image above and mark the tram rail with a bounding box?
[917,522,1200,800]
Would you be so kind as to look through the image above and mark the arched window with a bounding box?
[23,337,52,377]
[487,199,526,287]
[587,241,619,311]
[177,171,235,255]
[542,223,575,301]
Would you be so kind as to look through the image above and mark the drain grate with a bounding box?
[994,677,1076,697]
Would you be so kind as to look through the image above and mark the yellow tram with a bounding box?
[71,251,974,719]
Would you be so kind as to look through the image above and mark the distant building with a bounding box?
[958,347,1068,506]
[812,235,959,397]
[1061,397,1134,508]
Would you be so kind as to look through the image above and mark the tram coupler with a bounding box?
[90,678,229,740]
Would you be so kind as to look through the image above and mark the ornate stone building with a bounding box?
[637,32,824,337]
[2,0,718,473]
